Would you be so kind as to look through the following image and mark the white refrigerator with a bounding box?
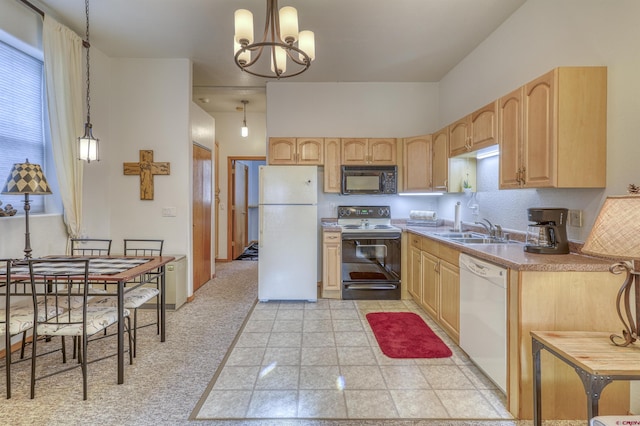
[258,165,318,301]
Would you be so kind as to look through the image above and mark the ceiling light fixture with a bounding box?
[234,0,315,79]
[241,100,249,138]
[77,0,99,163]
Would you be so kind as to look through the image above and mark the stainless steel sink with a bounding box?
[432,232,485,239]
[449,237,520,245]
[432,231,520,245]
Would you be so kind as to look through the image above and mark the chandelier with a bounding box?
[234,0,315,79]
[77,0,99,162]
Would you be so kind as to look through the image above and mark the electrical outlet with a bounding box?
[569,209,583,227]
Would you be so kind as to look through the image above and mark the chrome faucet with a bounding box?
[475,218,505,240]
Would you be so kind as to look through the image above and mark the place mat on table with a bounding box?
[0,257,152,276]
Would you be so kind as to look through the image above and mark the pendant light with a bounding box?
[241,100,249,138]
[78,0,99,162]
[234,0,315,79]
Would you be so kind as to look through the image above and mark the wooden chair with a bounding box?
[28,258,132,400]
[70,238,112,256]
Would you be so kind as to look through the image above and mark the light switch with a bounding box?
[162,207,177,217]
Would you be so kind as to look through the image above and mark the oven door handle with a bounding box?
[344,283,398,290]
[341,233,401,240]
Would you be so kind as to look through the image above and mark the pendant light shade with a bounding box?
[78,0,99,163]
[241,100,249,138]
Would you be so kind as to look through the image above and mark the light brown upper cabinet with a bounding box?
[449,101,498,157]
[341,138,397,165]
[323,138,341,193]
[402,135,432,192]
[499,67,607,189]
[431,128,449,192]
[268,137,324,165]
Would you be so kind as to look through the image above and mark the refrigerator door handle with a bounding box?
[259,207,264,248]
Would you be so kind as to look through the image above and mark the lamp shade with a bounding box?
[581,195,640,260]
[1,161,52,195]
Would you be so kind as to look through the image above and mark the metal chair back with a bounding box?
[70,238,112,256]
[123,239,164,257]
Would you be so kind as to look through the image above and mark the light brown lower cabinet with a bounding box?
[509,269,628,420]
[321,230,341,299]
[407,235,460,343]
[406,232,630,421]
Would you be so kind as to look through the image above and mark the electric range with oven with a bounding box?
[337,205,402,300]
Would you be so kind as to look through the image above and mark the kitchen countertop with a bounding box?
[407,226,614,272]
[321,220,615,272]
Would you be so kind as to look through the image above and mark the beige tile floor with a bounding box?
[197,298,512,421]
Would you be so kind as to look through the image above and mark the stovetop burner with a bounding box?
[337,206,401,234]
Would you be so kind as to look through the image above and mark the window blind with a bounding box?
[0,39,46,213]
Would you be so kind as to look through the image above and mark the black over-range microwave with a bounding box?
[341,165,397,195]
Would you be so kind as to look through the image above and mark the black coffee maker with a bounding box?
[524,208,570,254]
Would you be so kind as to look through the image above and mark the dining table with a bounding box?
[2,255,175,384]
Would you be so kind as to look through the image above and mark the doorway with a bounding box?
[227,157,265,260]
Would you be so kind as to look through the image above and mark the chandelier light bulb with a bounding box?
[241,125,249,138]
[298,30,315,62]
[271,46,287,74]
[234,38,251,65]
[278,6,299,44]
[234,9,254,45]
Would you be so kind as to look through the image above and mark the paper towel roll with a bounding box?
[409,210,437,220]
[454,202,461,231]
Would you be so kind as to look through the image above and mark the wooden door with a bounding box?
[296,138,324,165]
[268,137,297,164]
[368,138,397,164]
[192,144,212,292]
[408,245,422,300]
[448,117,470,156]
[432,128,449,192]
[523,70,555,188]
[499,87,524,189]
[322,231,341,292]
[439,260,460,342]
[470,100,498,151]
[323,138,341,193]
[402,135,432,192]
[420,251,439,319]
[341,138,369,164]
[231,160,248,259]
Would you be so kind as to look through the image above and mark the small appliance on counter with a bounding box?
[524,207,569,254]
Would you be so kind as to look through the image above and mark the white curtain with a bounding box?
[42,16,84,244]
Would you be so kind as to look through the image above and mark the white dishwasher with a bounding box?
[459,253,507,393]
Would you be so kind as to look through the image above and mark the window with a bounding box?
[0,39,46,213]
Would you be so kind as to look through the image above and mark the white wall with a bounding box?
[267,82,440,137]
[437,0,640,242]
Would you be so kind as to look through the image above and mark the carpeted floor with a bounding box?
[0,261,586,425]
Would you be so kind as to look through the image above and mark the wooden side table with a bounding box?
[531,331,640,425]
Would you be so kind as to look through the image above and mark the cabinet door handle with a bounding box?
[521,167,526,185]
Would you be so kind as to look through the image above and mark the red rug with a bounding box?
[366,312,452,358]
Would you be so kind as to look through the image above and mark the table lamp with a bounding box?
[1,160,52,259]
[581,194,640,347]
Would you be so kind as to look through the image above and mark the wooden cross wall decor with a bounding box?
[123,150,170,200]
